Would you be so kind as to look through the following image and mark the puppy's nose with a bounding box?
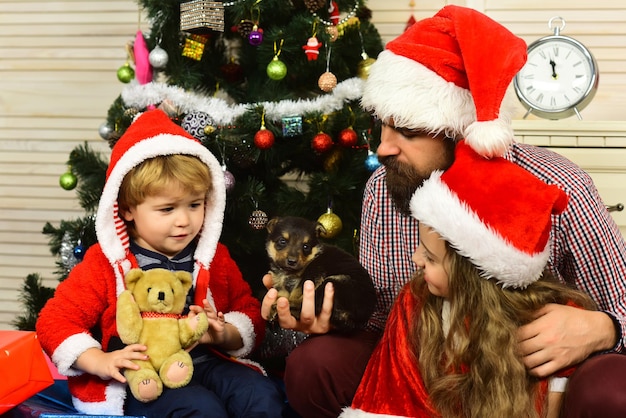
[287,258,298,267]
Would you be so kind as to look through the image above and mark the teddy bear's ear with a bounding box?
[124,268,144,291]
[175,271,193,290]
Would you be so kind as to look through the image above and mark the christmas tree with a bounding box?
[14,0,383,331]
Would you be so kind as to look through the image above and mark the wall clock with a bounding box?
[514,17,599,120]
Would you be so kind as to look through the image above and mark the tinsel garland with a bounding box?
[121,77,365,124]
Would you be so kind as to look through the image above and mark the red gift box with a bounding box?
[0,330,54,414]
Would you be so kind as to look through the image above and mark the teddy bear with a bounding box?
[116,268,209,403]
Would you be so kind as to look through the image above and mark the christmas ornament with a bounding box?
[254,112,275,149]
[133,31,152,85]
[282,115,303,137]
[357,29,376,79]
[254,128,274,149]
[220,58,244,83]
[222,165,235,193]
[326,25,339,42]
[73,241,85,261]
[149,44,169,69]
[311,132,333,153]
[182,34,209,61]
[98,122,114,140]
[237,19,255,38]
[328,1,340,25]
[304,0,326,13]
[338,127,358,147]
[318,71,337,92]
[358,56,376,79]
[59,168,78,191]
[267,40,287,80]
[181,111,216,140]
[248,24,263,46]
[317,208,343,238]
[249,209,269,230]
[117,62,135,83]
[60,231,80,274]
[267,57,287,80]
[180,0,225,33]
[323,147,343,172]
[158,99,179,118]
[303,36,321,61]
[365,150,381,171]
[319,44,337,92]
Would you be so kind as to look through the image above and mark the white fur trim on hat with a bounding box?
[361,50,475,137]
[410,171,548,288]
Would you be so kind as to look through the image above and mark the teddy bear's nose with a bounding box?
[158,291,165,301]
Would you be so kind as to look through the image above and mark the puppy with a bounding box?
[265,216,376,333]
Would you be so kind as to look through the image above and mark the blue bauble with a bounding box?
[365,152,381,172]
[73,244,85,261]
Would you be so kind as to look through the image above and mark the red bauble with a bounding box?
[311,132,333,153]
[338,127,358,147]
[254,128,275,149]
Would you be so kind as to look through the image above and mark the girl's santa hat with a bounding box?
[95,109,225,294]
[361,5,527,158]
[411,140,568,289]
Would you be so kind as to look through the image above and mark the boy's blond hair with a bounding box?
[118,154,212,235]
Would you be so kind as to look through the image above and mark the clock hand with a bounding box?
[549,59,557,79]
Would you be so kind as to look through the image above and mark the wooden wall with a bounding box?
[1,0,625,330]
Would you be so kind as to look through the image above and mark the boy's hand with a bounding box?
[76,345,148,383]
[261,274,334,334]
[189,299,226,345]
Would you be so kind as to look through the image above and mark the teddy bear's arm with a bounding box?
[178,312,209,348]
[116,289,143,344]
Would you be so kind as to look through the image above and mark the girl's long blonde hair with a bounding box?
[410,244,595,418]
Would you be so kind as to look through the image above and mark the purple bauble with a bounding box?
[223,168,236,192]
[249,30,263,46]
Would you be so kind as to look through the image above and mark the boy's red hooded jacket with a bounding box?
[36,110,265,415]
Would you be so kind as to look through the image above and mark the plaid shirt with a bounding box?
[359,142,626,353]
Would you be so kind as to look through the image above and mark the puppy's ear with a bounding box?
[267,217,279,233]
[315,222,326,237]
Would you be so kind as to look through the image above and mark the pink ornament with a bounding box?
[134,31,153,85]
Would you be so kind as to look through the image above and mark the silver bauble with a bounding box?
[98,122,114,140]
[149,45,169,69]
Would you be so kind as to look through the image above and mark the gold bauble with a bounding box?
[358,57,376,79]
[318,71,337,92]
[317,209,343,239]
[323,147,343,172]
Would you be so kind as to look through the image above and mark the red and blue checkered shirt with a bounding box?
[359,142,626,353]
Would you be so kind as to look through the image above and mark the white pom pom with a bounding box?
[464,119,514,158]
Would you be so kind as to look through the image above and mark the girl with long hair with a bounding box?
[341,141,596,418]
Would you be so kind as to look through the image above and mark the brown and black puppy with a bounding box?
[265,216,376,333]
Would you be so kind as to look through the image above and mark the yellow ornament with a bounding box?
[358,57,376,79]
[317,209,343,239]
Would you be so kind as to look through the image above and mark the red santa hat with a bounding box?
[96,109,225,294]
[361,5,527,157]
[411,140,568,289]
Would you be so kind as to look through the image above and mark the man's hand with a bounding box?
[517,303,616,377]
[261,273,334,334]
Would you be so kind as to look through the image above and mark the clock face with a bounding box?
[514,35,598,119]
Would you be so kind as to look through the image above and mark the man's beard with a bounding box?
[380,156,429,216]
[379,141,455,216]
